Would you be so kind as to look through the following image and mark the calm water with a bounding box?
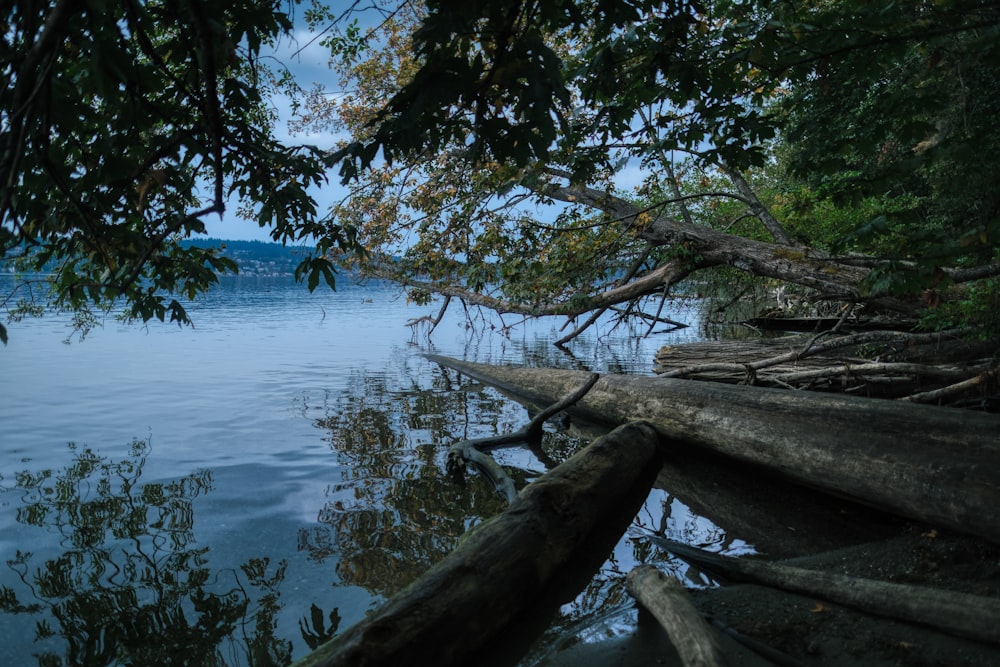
[1,274,752,666]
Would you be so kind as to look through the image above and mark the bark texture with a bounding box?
[426,355,1000,543]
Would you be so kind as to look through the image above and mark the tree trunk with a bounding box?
[425,355,1000,544]
[649,537,1000,646]
[292,421,662,667]
[652,452,902,558]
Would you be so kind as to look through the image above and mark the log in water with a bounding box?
[426,355,1000,544]
[292,421,662,667]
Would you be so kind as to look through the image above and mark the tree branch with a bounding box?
[642,534,1000,647]
[658,329,971,380]
[722,167,795,246]
[441,369,600,503]
[901,361,1000,405]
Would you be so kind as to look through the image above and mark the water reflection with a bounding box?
[0,440,297,667]
[304,360,756,663]
[307,367,517,598]
[0,371,760,666]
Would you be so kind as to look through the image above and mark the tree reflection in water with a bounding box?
[306,366,523,598]
[0,361,749,666]
[305,360,755,661]
[0,439,302,667]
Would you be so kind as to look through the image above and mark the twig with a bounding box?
[611,306,688,329]
[828,301,856,334]
[446,373,600,503]
[556,308,607,346]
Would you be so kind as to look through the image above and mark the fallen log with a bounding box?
[653,330,997,402]
[291,421,662,667]
[425,355,1000,543]
[645,535,1000,646]
[626,565,729,667]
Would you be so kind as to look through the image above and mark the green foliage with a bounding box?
[6,0,999,344]
[1,0,360,344]
[920,276,1000,339]
[331,0,582,180]
[318,0,998,349]
[776,1,1000,289]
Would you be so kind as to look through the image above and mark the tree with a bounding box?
[0,0,359,344]
[302,0,1000,350]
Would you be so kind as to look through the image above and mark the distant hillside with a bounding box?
[179,238,312,276]
[4,238,357,279]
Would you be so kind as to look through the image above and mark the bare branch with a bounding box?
[901,361,1000,405]
[406,294,451,335]
[440,368,600,503]
[658,329,970,380]
[721,167,795,246]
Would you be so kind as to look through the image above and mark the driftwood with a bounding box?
[447,373,600,503]
[425,355,1000,543]
[645,535,1000,647]
[653,330,998,404]
[744,315,911,332]
[292,421,662,667]
[626,565,729,667]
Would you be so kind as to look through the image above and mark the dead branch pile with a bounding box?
[653,329,998,408]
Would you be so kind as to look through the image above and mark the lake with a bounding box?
[1,273,754,666]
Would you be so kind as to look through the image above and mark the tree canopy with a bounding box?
[0,0,357,344]
[302,0,999,345]
[3,0,999,356]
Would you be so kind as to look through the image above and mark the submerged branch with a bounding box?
[442,369,600,502]
[556,308,607,347]
[406,294,451,335]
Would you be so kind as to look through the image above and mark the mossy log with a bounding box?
[292,421,662,667]
[426,355,1000,544]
